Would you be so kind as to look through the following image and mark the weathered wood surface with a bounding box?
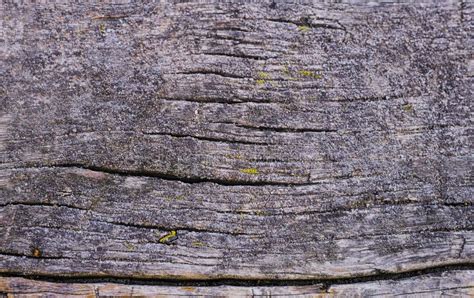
[1,0,473,295]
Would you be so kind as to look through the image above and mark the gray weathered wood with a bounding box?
[0,0,472,295]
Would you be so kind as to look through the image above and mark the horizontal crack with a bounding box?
[90,15,129,20]
[203,51,268,61]
[266,18,345,31]
[93,219,254,237]
[207,34,264,45]
[443,201,473,207]
[160,96,256,105]
[6,164,313,187]
[320,92,415,103]
[235,123,337,133]
[0,264,472,287]
[214,26,251,33]
[172,70,248,79]
[142,131,268,145]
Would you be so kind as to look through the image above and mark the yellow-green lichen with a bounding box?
[124,241,136,251]
[297,25,311,33]
[165,195,185,201]
[191,241,205,247]
[402,103,414,112]
[257,71,270,79]
[240,168,259,175]
[225,153,243,160]
[256,71,271,86]
[298,70,322,79]
[237,210,245,221]
[281,65,297,80]
[159,230,177,244]
[98,23,106,35]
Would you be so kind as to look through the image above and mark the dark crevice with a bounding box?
[93,219,255,237]
[203,51,268,61]
[320,96,390,103]
[160,96,244,105]
[90,15,129,20]
[207,34,263,45]
[443,201,472,207]
[173,70,248,79]
[312,23,345,31]
[0,264,472,287]
[9,164,313,187]
[235,123,337,133]
[142,131,268,145]
[265,18,345,31]
[215,26,251,33]
[320,92,415,103]
[265,18,306,27]
[160,96,271,105]
[314,17,348,32]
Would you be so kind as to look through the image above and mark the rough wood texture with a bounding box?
[1,0,473,295]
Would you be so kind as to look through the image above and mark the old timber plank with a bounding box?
[0,0,472,294]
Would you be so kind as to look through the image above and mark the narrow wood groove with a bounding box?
[0,264,472,287]
[203,52,268,61]
[142,131,269,145]
[92,219,258,237]
[207,34,264,45]
[265,18,345,31]
[234,123,338,134]
[172,70,249,80]
[159,96,264,105]
[4,164,318,187]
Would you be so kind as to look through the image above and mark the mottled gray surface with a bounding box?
[0,0,473,295]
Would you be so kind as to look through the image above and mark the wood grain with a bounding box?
[0,0,472,295]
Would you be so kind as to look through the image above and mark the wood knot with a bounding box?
[32,247,42,258]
